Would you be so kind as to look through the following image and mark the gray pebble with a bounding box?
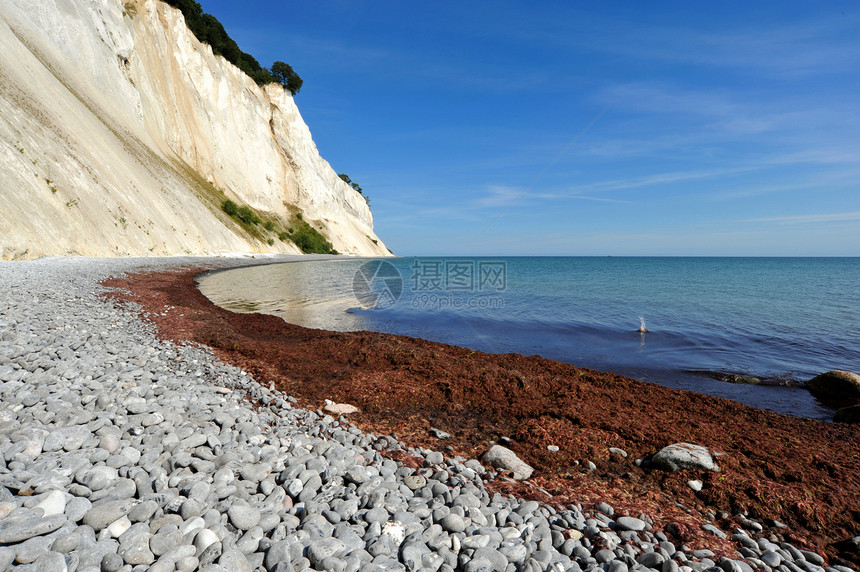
[83,499,135,531]
[616,516,647,531]
[118,523,154,565]
[308,537,346,566]
[800,551,824,566]
[0,514,67,543]
[701,524,727,539]
[595,549,616,563]
[20,551,69,571]
[219,549,253,572]
[14,536,53,565]
[227,504,261,531]
[440,514,466,533]
[101,553,124,572]
[639,552,666,569]
[430,429,451,439]
[761,551,782,567]
[51,531,82,554]
[150,527,182,556]
[127,500,158,523]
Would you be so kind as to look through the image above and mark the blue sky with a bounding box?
[198,1,860,256]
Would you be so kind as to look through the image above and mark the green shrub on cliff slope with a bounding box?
[221,199,337,253]
[221,200,261,226]
[221,199,239,217]
[235,205,261,226]
[289,215,337,254]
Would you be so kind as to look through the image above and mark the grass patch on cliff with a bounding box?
[221,200,337,254]
[291,224,337,254]
[220,199,265,240]
[217,198,266,242]
[222,200,261,226]
[282,212,338,254]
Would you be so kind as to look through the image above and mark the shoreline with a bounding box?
[196,257,844,422]
[104,261,860,566]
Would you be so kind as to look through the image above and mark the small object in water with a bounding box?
[638,316,649,333]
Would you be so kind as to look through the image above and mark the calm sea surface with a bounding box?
[198,257,860,420]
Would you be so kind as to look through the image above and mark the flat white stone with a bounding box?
[106,516,132,539]
[323,403,360,415]
[482,445,535,480]
[35,491,66,517]
[652,443,720,472]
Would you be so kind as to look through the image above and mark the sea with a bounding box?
[197,257,860,420]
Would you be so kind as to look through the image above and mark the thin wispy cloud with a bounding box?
[561,167,759,196]
[710,181,822,201]
[586,83,860,190]
[474,186,564,208]
[737,211,860,225]
[662,20,860,78]
[712,107,860,139]
[564,195,630,204]
[535,10,860,79]
[764,147,860,166]
[578,136,691,158]
[710,167,860,201]
[595,85,858,140]
[597,83,739,118]
[475,185,630,208]
[475,186,521,208]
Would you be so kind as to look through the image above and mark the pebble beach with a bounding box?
[0,257,857,572]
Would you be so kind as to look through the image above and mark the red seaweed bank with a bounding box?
[103,266,860,567]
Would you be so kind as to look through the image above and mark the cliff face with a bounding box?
[0,0,389,259]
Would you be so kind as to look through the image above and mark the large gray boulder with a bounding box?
[482,445,534,480]
[807,370,860,406]
[651,443,719,472]
[833,404,860,424]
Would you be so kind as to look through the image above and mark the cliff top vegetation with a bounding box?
[161,0,302,94]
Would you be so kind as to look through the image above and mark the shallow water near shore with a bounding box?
[198,256,860,420]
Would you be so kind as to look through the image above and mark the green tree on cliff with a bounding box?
[338,174,369,204]
[163,0,306,88]
[270,61,303,96]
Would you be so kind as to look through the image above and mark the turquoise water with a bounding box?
[197,257,860,420]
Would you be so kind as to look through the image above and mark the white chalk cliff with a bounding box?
[0,0,389,259]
